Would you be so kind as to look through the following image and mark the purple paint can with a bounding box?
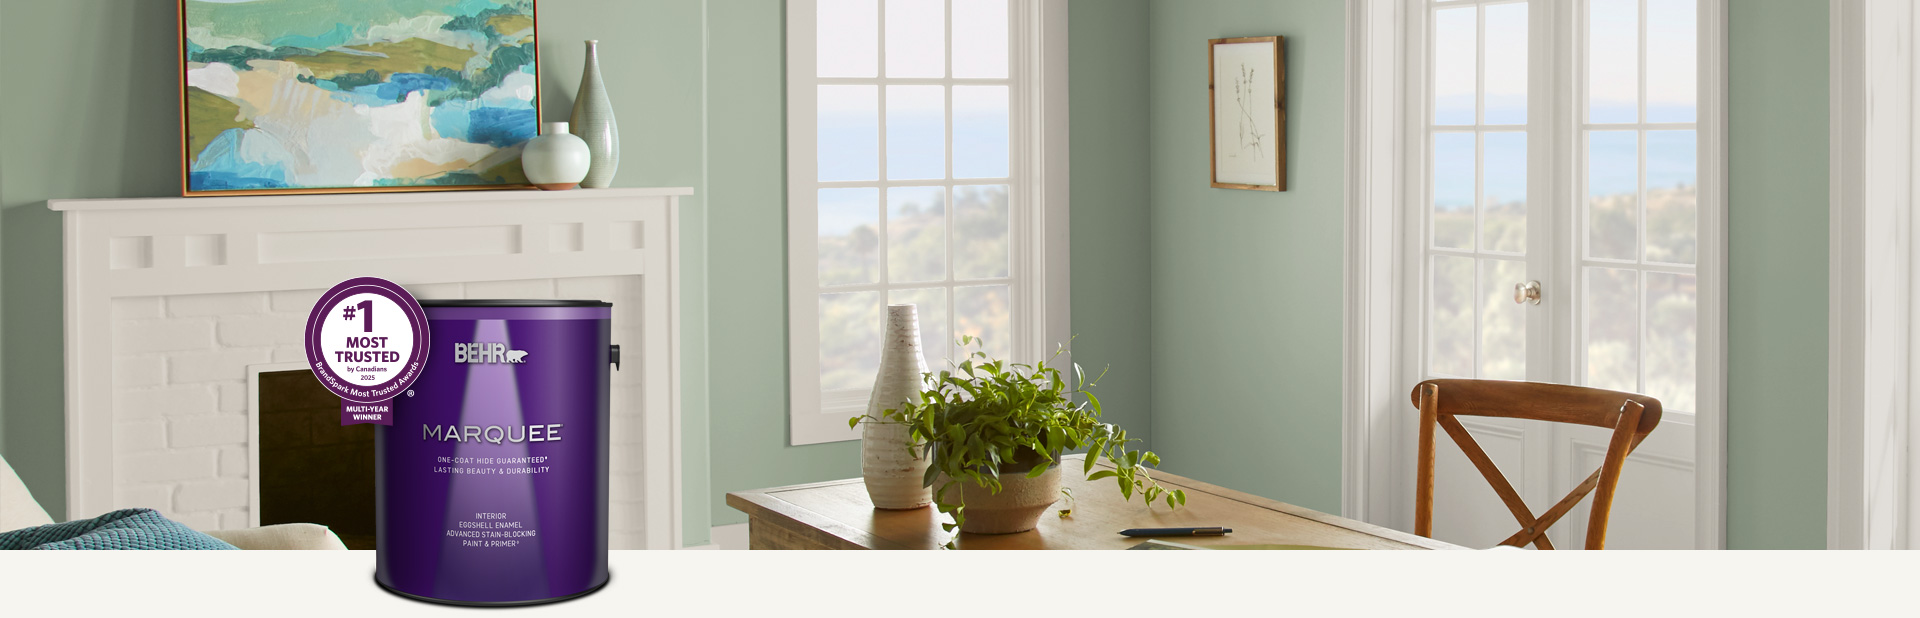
[376,300,615,606]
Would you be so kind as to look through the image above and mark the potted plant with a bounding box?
[852,337,1183,547]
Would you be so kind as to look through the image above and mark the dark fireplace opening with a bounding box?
[258,370,374,550]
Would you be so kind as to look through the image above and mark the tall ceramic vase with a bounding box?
[861,304,933,510]
[570,40,620,188]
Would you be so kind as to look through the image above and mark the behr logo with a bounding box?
[453,342,529,364]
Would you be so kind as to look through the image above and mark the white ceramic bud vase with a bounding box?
[861,304,932,510]
[569,40,619,188]
[521,122,591,190]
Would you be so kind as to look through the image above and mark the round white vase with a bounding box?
[521,122,591,190]
[861,304,932,510]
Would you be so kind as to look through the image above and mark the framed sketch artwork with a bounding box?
[1208,36,1285,191]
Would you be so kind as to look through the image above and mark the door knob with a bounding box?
[1514,280,1542,305]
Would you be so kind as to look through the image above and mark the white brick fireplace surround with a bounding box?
[50,188,688,549]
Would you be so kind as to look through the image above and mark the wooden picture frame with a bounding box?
[177,0,542,197]
[1208,36,1285,191]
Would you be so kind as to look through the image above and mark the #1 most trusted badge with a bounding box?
[305,277,430,425]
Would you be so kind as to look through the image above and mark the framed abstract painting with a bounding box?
[1208,36,1285,191]
[178,0,540,196]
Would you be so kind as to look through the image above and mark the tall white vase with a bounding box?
[862,304,932,510]
[569,40,619,188]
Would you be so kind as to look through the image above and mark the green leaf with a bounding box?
[1026,463,1050,478]
[1174,489,1187,506]
[1165,494,1176,509]
[1118,476,1132,500]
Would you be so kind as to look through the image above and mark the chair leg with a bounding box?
[1585,400,1645,550]
[1414,383,1438,539]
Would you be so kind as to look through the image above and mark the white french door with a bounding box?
[1402,0,1722,549]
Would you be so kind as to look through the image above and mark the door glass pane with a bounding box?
[1645,130,1698,264]
[818,188,881,286]
[1484,2,1528,125]
[952,0,1009,78]
[818,0,878,78]
[887,186,946,283]
[953,185,1010,279]
[1587,131,1639,260]
[1585,267,1639,393]
[820,291,884,391]
[1479,259,1527,381]
[886,85,946,180]
[1588,0,1639,124]
[889,287,950,369]
[1431,255,1475,378]
[885,0,944,77]
[1434,133,1476,250]
[1646,0,1698,123]
[953,86,1010,179]
[1433,7,1477,125]
[818,86,879,182]
[955,284,1011,362]
[1483,132,1527,254]
[1644,272,1697,412]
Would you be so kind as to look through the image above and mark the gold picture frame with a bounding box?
[1208,36,1285,191]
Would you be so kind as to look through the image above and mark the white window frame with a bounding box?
[785,0,1070,446]
[1828,0,1914,550]
[1342,0,1726,548]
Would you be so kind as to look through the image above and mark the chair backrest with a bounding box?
[1410,379,1662,550]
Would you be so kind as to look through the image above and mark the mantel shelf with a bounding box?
[47,187,695,212]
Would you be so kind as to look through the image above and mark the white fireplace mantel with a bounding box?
[50,188,688,549]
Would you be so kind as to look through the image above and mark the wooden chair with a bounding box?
[1410,379,1661,550]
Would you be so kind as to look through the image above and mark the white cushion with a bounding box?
[203,524,349,550]
[1,454,56,531]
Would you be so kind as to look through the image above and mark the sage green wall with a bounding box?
[1725,0,1828,550]
[0,1,717,545]
[702,0,863,530]
[1069,0,1154,445]
[1144,0,1348,515]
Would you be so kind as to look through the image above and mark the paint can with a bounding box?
[375,300,614,606]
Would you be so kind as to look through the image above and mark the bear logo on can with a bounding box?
[507,349,529,364]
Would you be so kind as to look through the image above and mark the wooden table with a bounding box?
[727,455,1463,550]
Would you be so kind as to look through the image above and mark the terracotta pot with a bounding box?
[935,450,1063,534]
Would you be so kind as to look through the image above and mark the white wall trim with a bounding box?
[1696,0,1732,551]
[1827,0,1915,551]
[1342,0,1406,526]
[1827,0,1865,551]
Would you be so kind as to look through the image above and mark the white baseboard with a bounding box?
[680,523,749,550]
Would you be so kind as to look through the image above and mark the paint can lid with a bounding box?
[418,299,612,308]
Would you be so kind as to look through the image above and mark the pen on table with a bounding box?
[1118,527,1233,537]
